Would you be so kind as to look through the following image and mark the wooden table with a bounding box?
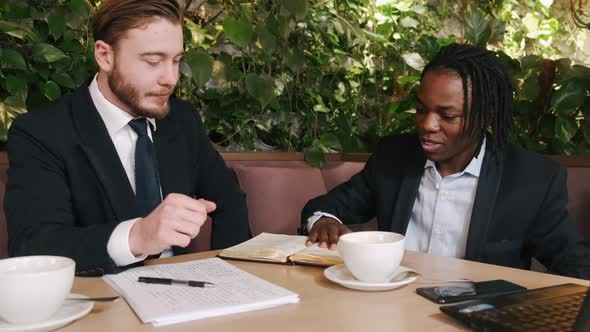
[64,250,589,332]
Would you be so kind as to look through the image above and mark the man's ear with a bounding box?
[94,40,115,73]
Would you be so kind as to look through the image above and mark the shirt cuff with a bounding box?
[107,218,148,266]
[307,212,343,232]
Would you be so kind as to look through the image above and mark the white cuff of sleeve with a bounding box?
[307,212,343,232]
[107,218,148,266]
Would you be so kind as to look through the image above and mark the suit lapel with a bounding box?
[71,85,138,221]
[464,144,504,261]
[153,104,186,198]
[390,149,425,234]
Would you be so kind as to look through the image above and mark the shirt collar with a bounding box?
[424,137,486,177]
[88,74,157,136]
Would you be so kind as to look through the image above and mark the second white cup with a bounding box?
[337,231,405,283]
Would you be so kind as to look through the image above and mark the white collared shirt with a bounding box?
[88,74,171,266]
[308,138,486,259]
[404,138,485,258]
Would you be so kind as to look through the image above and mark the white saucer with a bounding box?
[324,264,418,291]
[0,293,94,332]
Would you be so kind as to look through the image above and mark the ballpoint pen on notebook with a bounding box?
[138,276,214,288]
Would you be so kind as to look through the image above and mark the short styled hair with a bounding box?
[93,0,182,46]
[421,43,514,149]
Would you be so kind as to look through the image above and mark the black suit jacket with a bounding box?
[5,84,251,274]
[302,134,590,279]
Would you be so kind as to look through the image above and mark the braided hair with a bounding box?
[421,43,514,150]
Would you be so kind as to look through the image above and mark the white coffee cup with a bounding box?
[337,231,405,283]
[0,256,75,324]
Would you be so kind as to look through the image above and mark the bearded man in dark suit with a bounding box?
[5,0,250,275]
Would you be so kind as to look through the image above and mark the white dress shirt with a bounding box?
[308,138,486,259]
[88,75,172,266]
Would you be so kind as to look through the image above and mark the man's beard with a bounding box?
[108,64,171,119]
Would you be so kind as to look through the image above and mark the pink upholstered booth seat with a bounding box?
[567,168,590,238]
[225,156,365,237]
[548,156,590,240]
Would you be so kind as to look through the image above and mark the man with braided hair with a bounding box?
[301,43,590,279]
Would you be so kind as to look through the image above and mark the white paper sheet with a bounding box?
[103,257,299,326]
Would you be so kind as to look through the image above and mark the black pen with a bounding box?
[138,276,214,288]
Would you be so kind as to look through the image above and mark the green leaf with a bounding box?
[71,61,89,86]
[245,73,275,108]
[550,79,587,115]
[40,81,61,101]
[520,75,540,101]
[387,102,401,114]
[398,75,420,84]
[48,14,66,39]
[257,24,277,53]
[51,72,76,89]
[184,48,213,88]
[488,17,506,45]
[277,16,290,40]
[218,52,241,82]
[521,55,542,71]
[282,0,308,20]
[401,52,425,71]
[0,97,27,141]
[5,75,28,102]
[313,104,330,113]
[514,100,535,115]
[222,16,253,49]
[67,0,92,19]
[0,48,27,70]
[523,13,540,37]
[5,2,30,19]
[554,117,577,143]
[319,133,342,151]
[464,10,490,47]
[400,16,419,29]
[284,48,305,72]
[583,122,590,144]
[363,30,387,42]
[304,144,325,168]
[31,43,69,63]
[0,20,36,40]
[569,65,590,80]
[184,18,210,46]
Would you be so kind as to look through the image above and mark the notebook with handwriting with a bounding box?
[102,257,299,326]
[218,232,343,267]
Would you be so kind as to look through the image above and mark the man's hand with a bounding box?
[129,193,216,256]
[305,217,352,250]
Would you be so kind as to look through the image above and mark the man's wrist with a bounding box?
[307,212,343,232]
[128,218,144,257]
[107,218,147,266]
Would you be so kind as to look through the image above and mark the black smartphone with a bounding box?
[416,279,527,304]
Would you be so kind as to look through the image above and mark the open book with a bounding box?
[103,257,299,326]
[219,233,343,267]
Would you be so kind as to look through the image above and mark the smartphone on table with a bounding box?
[416,279,527,304]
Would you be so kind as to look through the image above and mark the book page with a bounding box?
[219,233,308,262]
[103,258,299,326]
[289,243,343,266]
